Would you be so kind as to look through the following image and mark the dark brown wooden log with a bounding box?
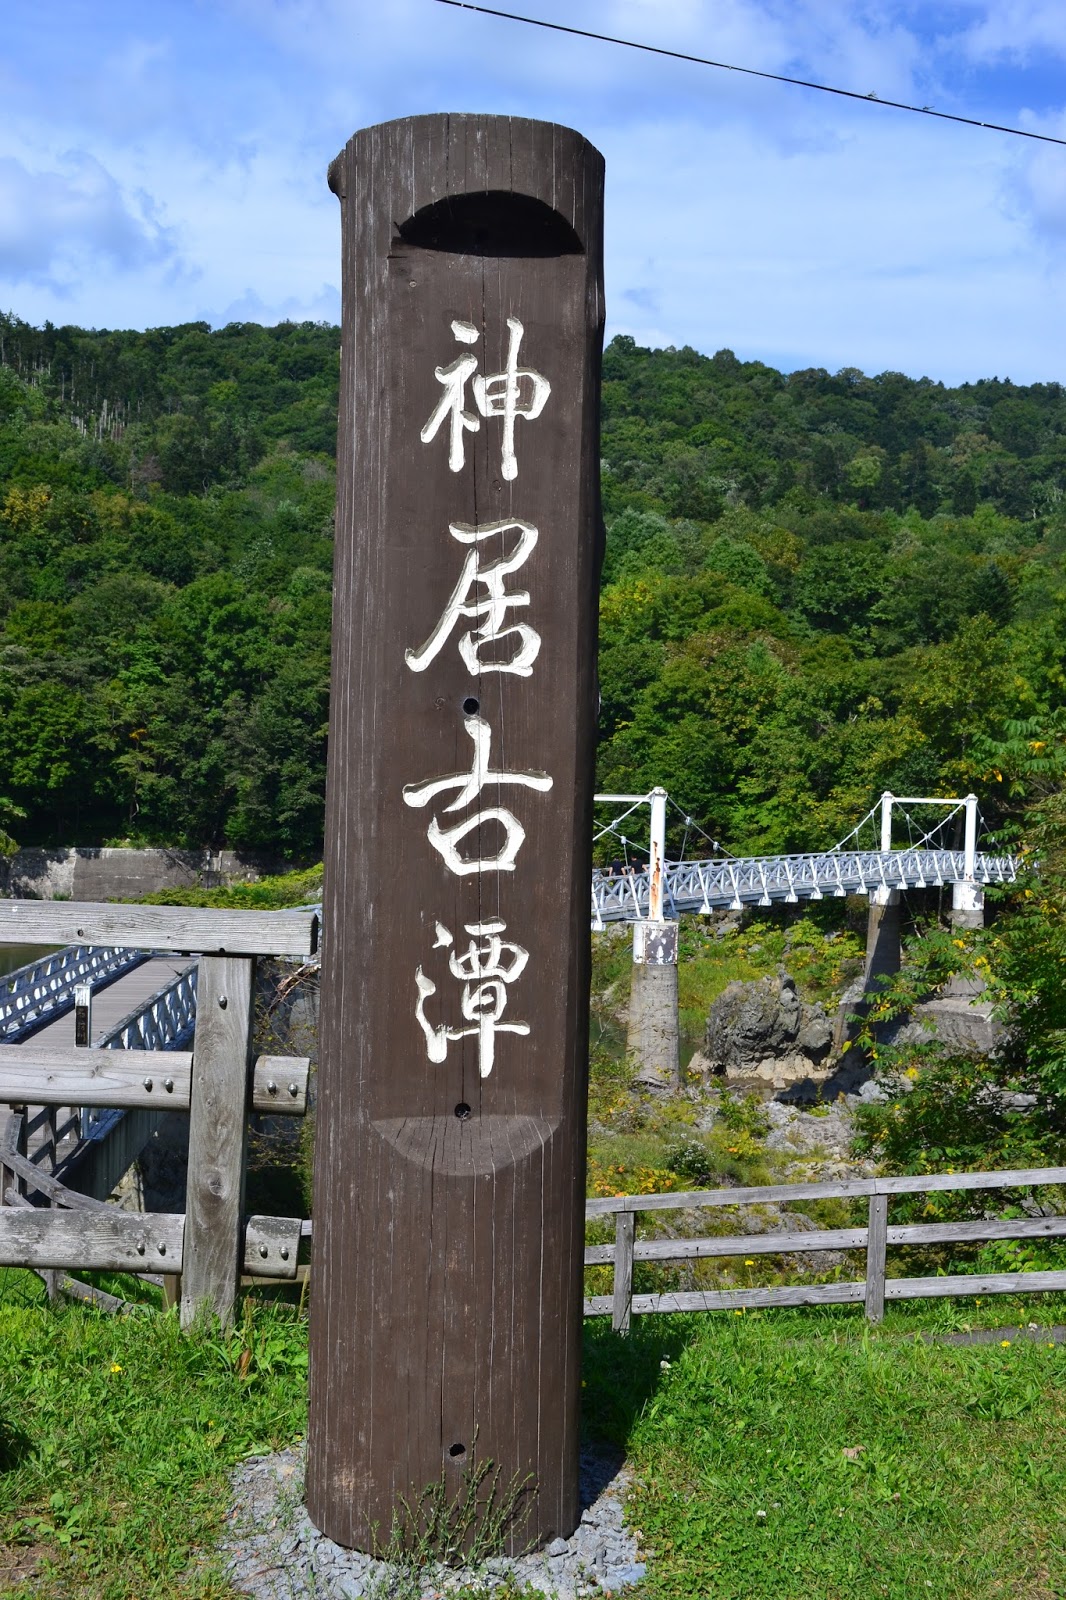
[308,114,604,1554]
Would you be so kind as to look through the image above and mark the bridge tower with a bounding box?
[951,794,984,929]
[624,787,680,1091]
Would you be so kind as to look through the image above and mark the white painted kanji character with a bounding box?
[405,519,541,678]
[414,919,530,1077]
[402,714,552,875]
[472,316,550,481]
[419,317,550,480]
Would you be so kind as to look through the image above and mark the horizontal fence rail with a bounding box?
[0,901,319,959]
[0,907,317,1328]
[0,945,148,1044]
[0,1047,309,1116]
[591,848,1019,925]
[582,1167,1066,1330]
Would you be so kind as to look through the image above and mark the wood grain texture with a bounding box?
[885,1269,1066,1300]
[180,955,254,1328]
[0,1110,26,1207]
[583,1227,870,1265]
[886,1216,1066,1246]
[0,1047,193,1108]
[584,1165,1066,1215]
[243,1214,302,1278]
[585,1180,878,1214]
[0,1050,305,1116]
[2,1143,113,1209]
[0,1208,184,1270]
[251,1056,309,1114]
[865,1192,889,1323]
[612,1210,635,1333]
[309,114,605,1553]
[0,901,317,958]
[629,1283,867,1314]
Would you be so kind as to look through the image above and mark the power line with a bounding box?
[433,0,1066,150]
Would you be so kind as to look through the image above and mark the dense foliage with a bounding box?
[597,338,1066,854]
[3,312,1066,856]
[0,315,338,854]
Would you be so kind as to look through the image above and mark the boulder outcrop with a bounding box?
[703,973,833,1088]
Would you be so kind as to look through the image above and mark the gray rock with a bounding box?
[881,995,1003,1056]
[705,974,800,1068]
[704,974,835,1084]
[222,1446,645,1598]
[796,1005,832,1062]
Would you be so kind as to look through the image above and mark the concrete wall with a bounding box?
[0,847,292,901]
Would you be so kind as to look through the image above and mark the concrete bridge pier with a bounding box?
[627,921,680,1091]
[951,796,984,929]
[865,886,901,988]
[625,787,681,1091]
[833,885,901,1054]
[951,880,985,930]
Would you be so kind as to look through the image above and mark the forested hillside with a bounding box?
[2,311,1065,856]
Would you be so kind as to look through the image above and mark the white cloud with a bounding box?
[0,151,180,288]
[1,0,1065,379]
[204,281,341,327]
[1005,111,1066,238]
[955,2,1066,63]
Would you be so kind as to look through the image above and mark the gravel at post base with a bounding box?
[222,1445,647,1598]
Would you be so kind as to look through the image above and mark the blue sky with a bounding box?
[2,0,1065,383]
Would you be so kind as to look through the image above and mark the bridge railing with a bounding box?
[75,962,201,1196]
[584,1167,1066,1331]
[0,944,148,1044]
[592,847,1020,923]
[0,900,318,1327]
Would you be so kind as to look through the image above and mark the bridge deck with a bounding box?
[2,956,193,1178]
[28,956,191,1049]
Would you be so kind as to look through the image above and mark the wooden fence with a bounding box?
[0,901,317,1328]
[584,1168,1066,1332]
[3,899,1064,1337]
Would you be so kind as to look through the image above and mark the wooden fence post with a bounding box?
[865,1192,888,1323]
[308,114,605,1553]
[612,1210,636,1334]
[0,1109,26,1207]
[180,955,254,1329]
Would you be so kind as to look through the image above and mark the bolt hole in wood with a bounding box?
[462,696,480,715]
[454,1103,471,1120]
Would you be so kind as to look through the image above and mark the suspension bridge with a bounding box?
[591,786,1016,924]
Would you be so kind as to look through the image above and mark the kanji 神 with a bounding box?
[419,317,550,480]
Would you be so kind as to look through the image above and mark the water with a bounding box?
[0,944,58,980]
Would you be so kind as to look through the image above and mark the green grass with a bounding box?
[4,1268,1066,1598]
[0,1275,307,1598]
[584,1302,1066,1600]
[137,862,323,910]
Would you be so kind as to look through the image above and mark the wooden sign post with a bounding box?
[307,116,605,1553]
